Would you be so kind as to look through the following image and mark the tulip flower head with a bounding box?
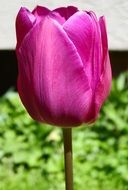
[16,6,112,127]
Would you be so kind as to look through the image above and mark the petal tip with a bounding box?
[32,5,50,15]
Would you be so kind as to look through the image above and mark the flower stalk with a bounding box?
[63,128,73,190]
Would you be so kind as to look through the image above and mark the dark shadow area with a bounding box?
[0,50,17,95]
[110,51,128,77]
[0,50,128,95]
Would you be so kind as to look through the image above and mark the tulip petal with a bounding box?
[84,16,112,122]
[94,17,112,115]
[83,55,111,123]
[63,11,112,122]
[18,70,45,122]
[17,16,93,126]
[53,6,78,21]
[63,11,102,88]
[16,7,36,49]
[98,16,112,101]
[99,16,109,72]
[32,6,50,22]
[49,6,78,25]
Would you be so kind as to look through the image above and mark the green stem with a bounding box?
[63,128,73,190]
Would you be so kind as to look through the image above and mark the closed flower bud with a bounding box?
[16,6,112,127]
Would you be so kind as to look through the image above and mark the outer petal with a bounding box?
[63,11,102,88]
[17,16,93,127]
[95,17,112,113]
[84,16,112,122]
[99,16,109,72]
[17,69,45,122]
[16,7,36,49]
[94,55,112,118]
[63,11,112,122]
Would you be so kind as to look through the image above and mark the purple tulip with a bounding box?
[16,6,112,127]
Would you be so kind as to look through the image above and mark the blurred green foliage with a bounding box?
[0,72,128,190]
